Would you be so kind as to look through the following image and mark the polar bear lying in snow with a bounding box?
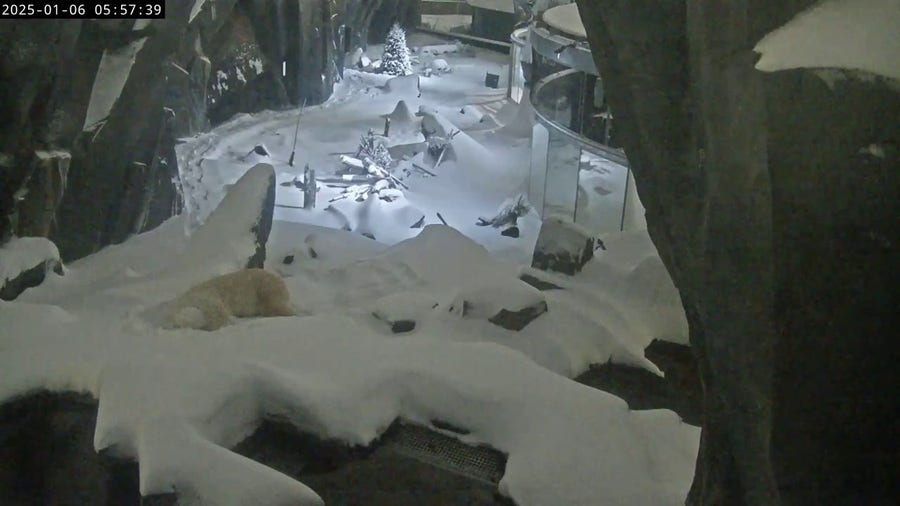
[166,268,295,331]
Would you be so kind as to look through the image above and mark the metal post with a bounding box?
[620,169,630,231]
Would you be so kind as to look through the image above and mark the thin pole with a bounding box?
[288,98,307,166]
[620,168,630,231]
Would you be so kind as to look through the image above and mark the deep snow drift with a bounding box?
[1,165,695,505]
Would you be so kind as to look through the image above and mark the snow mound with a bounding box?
[0,237,60,285]
[754,0,900,81]
[121,163,275,307]
[439,278,545,319]
[268,221,388,274]
[418,106,502,174]
[432,58,451,73]
[382,74,421,97]
[380,225,519,286]
[327,192,425,244]
[372,289,441,324]
[383,99,420,135]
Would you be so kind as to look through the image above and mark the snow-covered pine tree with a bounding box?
[358,129,393,169]
[381,23,413,76]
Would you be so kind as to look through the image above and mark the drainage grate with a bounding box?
[382,423,507,486]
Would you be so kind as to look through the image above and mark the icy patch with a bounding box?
[754,0,900,81]
[0,237,60,285]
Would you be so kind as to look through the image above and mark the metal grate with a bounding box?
[382,423,507,485]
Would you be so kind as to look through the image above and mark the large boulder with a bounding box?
[531,215,595,275]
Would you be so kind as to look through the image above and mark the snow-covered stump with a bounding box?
[0,237,63,300]
[531,216,596,275]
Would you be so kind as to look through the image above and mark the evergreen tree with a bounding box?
[381,23,412,76]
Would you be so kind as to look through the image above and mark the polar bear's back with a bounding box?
[185,268,291,318]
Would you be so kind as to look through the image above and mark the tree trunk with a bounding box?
[576,0,899,504]
[574,0,782,503]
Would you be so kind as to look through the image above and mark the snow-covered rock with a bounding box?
[438,278,549,331]
[754,0,900,81]
[123,163,276,308]
[0,237,62,300]
[532,215,596,275]
[432,58,451,73]
[383,99,419,135]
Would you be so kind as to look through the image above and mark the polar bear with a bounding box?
[166,268,295,331]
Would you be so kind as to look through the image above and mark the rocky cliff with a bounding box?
[0,0,408,260]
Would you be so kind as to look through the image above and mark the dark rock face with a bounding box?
[0,392,143,506]
[246,168,276,269]
[531,216,594,275]
[391,319,417,333]
[576,340,702,426]
[576,0,899,505]
[488,300,548,331]
[0,258,63,301]
[1,394,507,506]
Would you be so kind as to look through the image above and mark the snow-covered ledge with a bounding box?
[754,0,900,81]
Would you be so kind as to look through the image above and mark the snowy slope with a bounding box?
[755,0,900,81]
[4,205,696,506]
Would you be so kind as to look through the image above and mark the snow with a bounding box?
[542,2,587,39]
[0,237,60,286]
[2,149,695,506]
[83,37,148,130]
[176,38,535,263]
[189,0,207,23]
[754,0,900,81]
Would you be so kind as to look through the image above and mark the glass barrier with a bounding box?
[508,27,530,103]
[530,69,644,234]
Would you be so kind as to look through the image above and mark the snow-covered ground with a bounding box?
[177,34,632,265]
[1,159,694,505]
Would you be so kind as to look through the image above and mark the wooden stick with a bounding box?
[411,162,437,177]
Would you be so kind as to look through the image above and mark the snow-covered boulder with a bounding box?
[437,278,548,331]
[383,100,419,136]
[532,215,596,275]
[432,58,451,74]
[0,237,63,300]
[126,164,276,307]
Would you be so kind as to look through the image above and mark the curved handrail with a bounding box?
[529,24,598,75]
[530,69,629,166]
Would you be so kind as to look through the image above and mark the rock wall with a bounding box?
[574,0,899,505]
[0,0,403,260]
